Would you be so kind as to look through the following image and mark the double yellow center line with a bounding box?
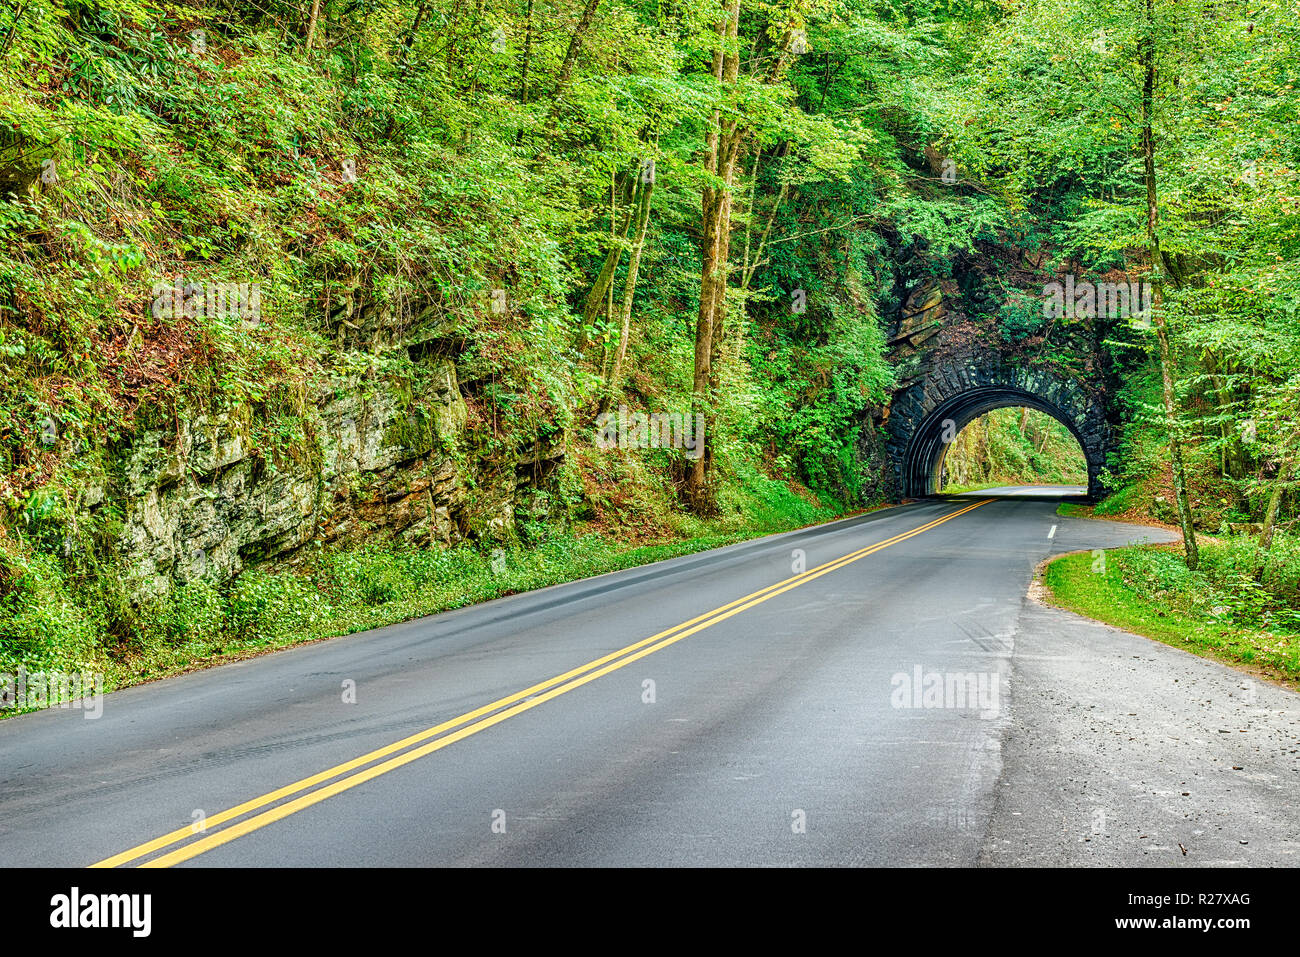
[92,498,990,868]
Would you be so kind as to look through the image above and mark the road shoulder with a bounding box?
[980,588,1300,867]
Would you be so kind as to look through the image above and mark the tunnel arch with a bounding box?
[884,359,1113,500]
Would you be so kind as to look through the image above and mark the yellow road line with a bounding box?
[95,498,990,868]
[94,500,979,868]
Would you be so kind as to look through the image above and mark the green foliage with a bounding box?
[748,312,894,503]
[3,0,1297,690]
[939,407,1088,489]
[1091,483,1145,517]
[0,550,101,675]
[938,0,1300,551]
[1045,543,1300,680]
[1116,540,1300,634]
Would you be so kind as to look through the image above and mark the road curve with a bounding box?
[1,491,1296,867]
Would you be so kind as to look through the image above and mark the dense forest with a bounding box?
[0,0,1297,685]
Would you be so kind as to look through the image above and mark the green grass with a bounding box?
[1041,547,1300,685]
[937,481,1006,494]
[1092,483,1147,517]
[1055,502,1090,517]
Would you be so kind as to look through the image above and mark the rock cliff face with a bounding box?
[66,294,566,602]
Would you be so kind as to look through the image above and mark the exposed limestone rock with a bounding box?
[99,353,537,602]
[892,279,947,350]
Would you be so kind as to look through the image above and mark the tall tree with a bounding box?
[543,0,604,138]
[601,166,655,412]
[685,0,805,509]
[1138,0,1198,569]
[305,0,323,50]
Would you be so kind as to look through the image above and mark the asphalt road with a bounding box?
[2,489,1297,867]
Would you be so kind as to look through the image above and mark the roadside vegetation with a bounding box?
[3,468,842,697]
[1042,539,1300,684]
[1,0,1296,699]
[1047,364,1300,672]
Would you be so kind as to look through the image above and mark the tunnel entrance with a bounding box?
[935,407,1088,493]
[883,360,1113,501]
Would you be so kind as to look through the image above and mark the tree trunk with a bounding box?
[1256,450,1295,581]
[444,0,466,84]
[1140,0,1199,570]
[601,175,654,412]
[707,139,738,386]
[542,0,602,137]
[580,171,637,336]
[980,427,987,482]
[305,0,323,49]
[1,4,28,58]
[683,1,804,511]
[401,1,428,52]
[740,143,791,292]
[684,0,737,511]
[519,0,535,104]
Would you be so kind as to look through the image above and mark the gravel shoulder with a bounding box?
[981,518,1300,867]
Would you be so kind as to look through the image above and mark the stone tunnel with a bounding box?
[878,276,1117,501]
